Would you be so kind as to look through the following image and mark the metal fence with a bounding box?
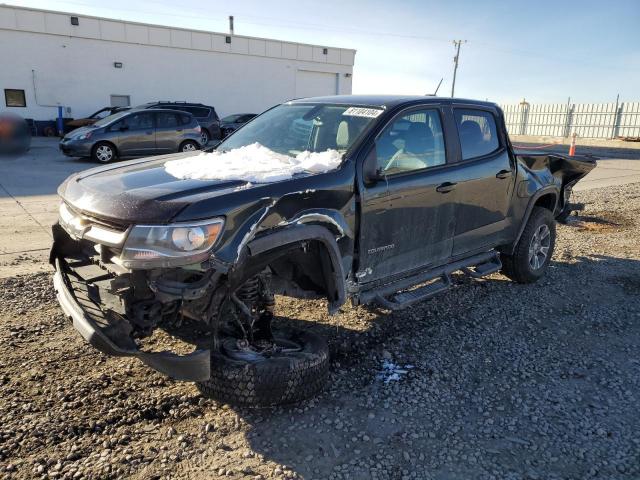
[501,101,640,139]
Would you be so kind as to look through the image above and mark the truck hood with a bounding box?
[58,152,250,224]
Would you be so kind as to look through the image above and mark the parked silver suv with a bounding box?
[59,109,202,162]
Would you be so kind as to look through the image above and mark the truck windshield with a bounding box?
[217,103,383,157]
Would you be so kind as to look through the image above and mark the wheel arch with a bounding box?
[244,224,347,314]
[506,186,559,255]
[179,139,200,151]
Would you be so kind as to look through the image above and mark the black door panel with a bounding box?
[358,106,455,283]
[450,109,515,255]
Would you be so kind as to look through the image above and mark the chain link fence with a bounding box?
[501,101,640,139]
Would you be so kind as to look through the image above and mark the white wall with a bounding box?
[0,6,355,121]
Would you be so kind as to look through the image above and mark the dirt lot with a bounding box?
[1,183,639,480]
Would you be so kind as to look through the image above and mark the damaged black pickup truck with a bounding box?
[51,95,595,406]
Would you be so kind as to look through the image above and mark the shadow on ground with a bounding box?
[216,254,640,479]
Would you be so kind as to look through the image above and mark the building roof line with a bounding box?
[0,3,357,55]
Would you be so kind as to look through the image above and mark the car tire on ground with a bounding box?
[501,206,556,284]
[180,140,200,153]
[92,142,116,163]
[200,129,210,146]
[197,326,330,407]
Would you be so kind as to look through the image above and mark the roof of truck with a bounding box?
[289,95,498,109]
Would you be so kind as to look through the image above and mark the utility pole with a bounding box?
[451,40,466,97]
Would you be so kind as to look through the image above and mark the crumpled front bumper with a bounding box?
[52,258,210,381]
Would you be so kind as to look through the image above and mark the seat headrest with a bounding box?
[404,123,434,154]
[336,120,350,149]
[459,120,484,145]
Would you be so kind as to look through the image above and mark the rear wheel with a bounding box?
[180,140,199,153]
[196,275,329,407]
[92,142,116,163]
[200,129,210,146]
[501,207,556,283]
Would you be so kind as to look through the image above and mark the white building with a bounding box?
[0,5,355,122]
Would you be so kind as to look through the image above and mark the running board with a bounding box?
[362,251,501,311]
[461,255,502,278]
[375,274,451,311]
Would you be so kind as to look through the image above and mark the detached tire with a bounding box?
[197,327,329,407]
[501,207,556,284]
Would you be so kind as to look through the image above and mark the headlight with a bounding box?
[120,218,224,268]
[73,132,92,140]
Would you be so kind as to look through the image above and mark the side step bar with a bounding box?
[363,251,502,311]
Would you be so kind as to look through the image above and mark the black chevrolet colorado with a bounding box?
[51,95,595,406]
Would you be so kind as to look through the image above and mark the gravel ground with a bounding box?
[1,183,639,480]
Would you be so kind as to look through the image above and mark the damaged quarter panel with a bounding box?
[506,152,596,251]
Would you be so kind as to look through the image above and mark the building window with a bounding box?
[5,89,26,107]
[110,95,130,107]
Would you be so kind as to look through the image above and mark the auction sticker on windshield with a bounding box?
[342,107,384,118]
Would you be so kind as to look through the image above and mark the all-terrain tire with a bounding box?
[501,206,556,284]
[197,327,329,407]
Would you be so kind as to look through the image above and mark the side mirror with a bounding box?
[362,147,385,186]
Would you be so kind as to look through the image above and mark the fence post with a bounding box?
[563,103,574,138]
[519,98,529,135]
[610,94,620,139]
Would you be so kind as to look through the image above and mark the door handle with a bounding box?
[496,169,512,179]
[145,131,153,135]
[176,129,183,132]
[436,182,457,193]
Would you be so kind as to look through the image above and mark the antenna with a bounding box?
[425,78,443,96]
[433,78,443,96]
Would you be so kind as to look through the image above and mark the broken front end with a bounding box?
[50,201,268,382]
[50,201,339,391]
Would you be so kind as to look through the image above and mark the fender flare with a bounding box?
[246,224,346,313]
[508,186,559,254]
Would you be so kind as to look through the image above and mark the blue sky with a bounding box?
[9,0,640,103]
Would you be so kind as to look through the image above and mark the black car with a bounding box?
[220,113,257,138]
[51,95,596,407]
[138,101,221,145]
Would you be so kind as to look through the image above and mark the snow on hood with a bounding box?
[164,143,343,183]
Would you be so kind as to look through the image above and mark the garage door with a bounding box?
[295,71,338,99]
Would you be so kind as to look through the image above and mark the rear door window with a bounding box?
[454,109,500,160]
[156,112,179,128]
[161,105,211,118]
[189,107,211,118]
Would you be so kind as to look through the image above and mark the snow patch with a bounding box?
[377,360,414,384]
[164,143,343,183]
